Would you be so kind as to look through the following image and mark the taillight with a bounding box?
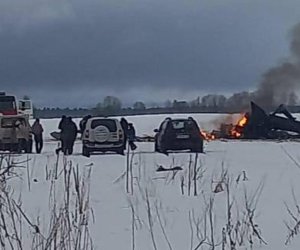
[118,130,123,139]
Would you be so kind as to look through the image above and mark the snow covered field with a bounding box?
[4,113,300,249]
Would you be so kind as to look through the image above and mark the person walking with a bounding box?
[56,115,67,154]
[120,117,129,149]
[31,118,44,153]
[63,117,78,155]
[127,123,137,150]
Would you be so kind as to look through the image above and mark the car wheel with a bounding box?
[94,126,110,143]
[159,146,168,155]
[25,140,33,153]
[82,146,90,157]
[11,144,18,153]
[116,148,125,155]
[191,141,204,153]
[17,139,25,153]
[159,140,168,154]
[154,141,159,152]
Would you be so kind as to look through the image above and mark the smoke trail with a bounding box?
[253,23,300,108]
[225,23,300,110]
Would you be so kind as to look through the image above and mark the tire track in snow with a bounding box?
[281,145,300,169]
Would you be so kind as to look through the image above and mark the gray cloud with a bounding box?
[1,0,300,107]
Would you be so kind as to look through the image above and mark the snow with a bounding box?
[6,113,300,249]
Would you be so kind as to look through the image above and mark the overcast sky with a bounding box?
[1,0,300,107]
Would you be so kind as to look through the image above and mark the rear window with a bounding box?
[171,120,198,131]
[1,118,25,128]
[91,119,117,131]
[172,121,185,129]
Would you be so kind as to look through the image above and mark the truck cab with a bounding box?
[18,99,33,119]
[0,93,18,115]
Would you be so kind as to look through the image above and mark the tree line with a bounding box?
[33,94,300,118]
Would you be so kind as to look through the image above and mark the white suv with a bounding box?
[82,117,125,157]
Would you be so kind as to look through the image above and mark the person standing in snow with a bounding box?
[63,117,78,155]
[58,115,67,131]
[31,118,44,153]
[79,115,92,134]
[15,118,31,153]
[127,123,137,150]
[56,115,67,154]
[120,117,129,148]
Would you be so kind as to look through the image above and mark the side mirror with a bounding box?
[154,129,159,133]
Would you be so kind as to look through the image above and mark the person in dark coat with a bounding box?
[79,115,92,134]
[62,117,78,155]
[120,118,129,148]
[31,118,44,153]
[127,123,137,150]
[56,115,67,155]
[58,115,67,131]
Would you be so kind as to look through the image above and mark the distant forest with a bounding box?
[33,95,300,119]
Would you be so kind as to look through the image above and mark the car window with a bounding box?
[19,100,31,109]
[91,119,117,131]
[171,120,198,131]
[172,121,185,129]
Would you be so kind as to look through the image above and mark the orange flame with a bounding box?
[201,130,216,141]
[230,114,248,138]
[237,116,247,127]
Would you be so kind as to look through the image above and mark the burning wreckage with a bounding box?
[208,102,300,140]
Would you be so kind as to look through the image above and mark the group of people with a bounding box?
[56,116,137,155]
[13,118,45,154]
[31,116,78,155]
[16,117,75,155]
[29,115,138,155]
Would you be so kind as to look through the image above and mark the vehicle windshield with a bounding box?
[0,96,16,113]
[91,119,117,131]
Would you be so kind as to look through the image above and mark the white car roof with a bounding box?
[89,117,118,120]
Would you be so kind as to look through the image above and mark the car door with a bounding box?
[157,120,168,147]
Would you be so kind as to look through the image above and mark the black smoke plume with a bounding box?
[228,23,300,110]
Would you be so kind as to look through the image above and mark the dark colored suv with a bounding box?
[154,117,204,154]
